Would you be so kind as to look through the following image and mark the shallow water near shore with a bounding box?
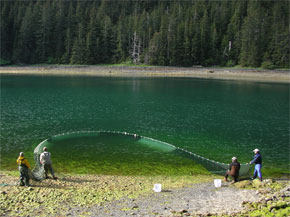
[0,74,289,176]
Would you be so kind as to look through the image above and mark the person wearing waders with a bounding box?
[249,148,262,181]
[224,156,240,183]
[16,152,31,186]
[40,147,57,179]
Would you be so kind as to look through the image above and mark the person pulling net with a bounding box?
[40,147,57,180]
[137,135,251,177]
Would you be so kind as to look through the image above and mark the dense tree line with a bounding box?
[1,0,289,68]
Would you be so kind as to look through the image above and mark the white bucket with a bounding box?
[214,179,222,188]
[153,183,162,192]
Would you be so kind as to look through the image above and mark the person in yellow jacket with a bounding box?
[16,152,31,186]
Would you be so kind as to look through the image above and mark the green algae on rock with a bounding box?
[0,171,213,217]
[235,180,290,217]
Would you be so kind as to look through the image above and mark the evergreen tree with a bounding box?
[191,25,201,65]
[62,2,76,64]
[14,4,37,63]
[36,0,56,63]
[54,1,67,63]
[11,1,29,63]
[200,7,211,65]
[99,16,115,63]
[223,0,248,66]
[0,2,13,61]
[211,24,220,66]
[114,15,128,63]
[158,13,170,65]
[1,0,288,68]
[267,2,289,68]
[86,9,102,64]
[148,32,162,65]
[240,1,270,67]
[170,4,184,66]
[70,22,87,64]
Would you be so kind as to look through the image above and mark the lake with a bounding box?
[0,74,289,176]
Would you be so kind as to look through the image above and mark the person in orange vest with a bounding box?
[16,152,31,186]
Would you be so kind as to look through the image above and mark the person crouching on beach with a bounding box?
[224,157,240,183]
[17,152,31,186]
[249,148,262,181]
[40,147,57,179]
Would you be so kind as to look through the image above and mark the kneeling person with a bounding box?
[17,152,31,186]
[224,157,240,183]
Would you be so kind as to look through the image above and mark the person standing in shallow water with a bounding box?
[17,152,31,186]
[40,147,57,179]
[250,148,262,181]
[224,157,240,183]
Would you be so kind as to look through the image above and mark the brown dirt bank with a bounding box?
[0,65,289,83]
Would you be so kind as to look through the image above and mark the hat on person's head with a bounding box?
[19,152,24,156]
[43,147,47,151]
[232,156,237,161]
[253,148,259,153]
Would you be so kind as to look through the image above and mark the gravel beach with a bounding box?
[0,65,289,83]
[73,182,260,217]
[1,171,289,216]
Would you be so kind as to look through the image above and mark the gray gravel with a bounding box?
[70,182,260,217]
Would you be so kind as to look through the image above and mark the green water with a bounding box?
[0,74,289,176]
[34,132,207,176]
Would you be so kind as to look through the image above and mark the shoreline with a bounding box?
[1,65,289,83]
[0,171,289,216]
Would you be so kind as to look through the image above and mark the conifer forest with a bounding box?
[1,0,289,68]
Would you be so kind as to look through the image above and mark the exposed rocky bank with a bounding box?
[1,171,289,216]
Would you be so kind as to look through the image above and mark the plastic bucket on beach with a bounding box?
[214,179,222,188]
[153,184,162,192]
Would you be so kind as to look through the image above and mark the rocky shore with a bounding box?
[0,171,289,216]
[234,179,290,217]
[0,65,289,83]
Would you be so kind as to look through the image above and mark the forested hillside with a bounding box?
[1,0,289,68]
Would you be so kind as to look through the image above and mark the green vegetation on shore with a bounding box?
[0,171,214,216]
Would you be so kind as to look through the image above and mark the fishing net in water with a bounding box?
[29,139,46,181]
[30,131,251,180]
[138,135,251,177]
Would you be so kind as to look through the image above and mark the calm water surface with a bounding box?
[0,74,289,175]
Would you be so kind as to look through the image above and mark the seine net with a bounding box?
[138,135,251,177]
[30,131,251,180]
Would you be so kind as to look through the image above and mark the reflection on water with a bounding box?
[0,75,289,175]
